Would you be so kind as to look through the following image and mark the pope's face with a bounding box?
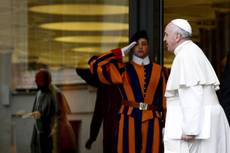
[132,38,149,58]
[164,23,178,53]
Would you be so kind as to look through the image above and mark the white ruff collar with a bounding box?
[132,55,150,65]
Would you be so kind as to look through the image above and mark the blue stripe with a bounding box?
[146,119,154,153]
[144,64,152,92]
[133,108,142,153]
[126,63,143,102]
[102,64,112,83]
[112,59,125,75]
[126,63,143,153]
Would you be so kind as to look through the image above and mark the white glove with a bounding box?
[121,42,137,55]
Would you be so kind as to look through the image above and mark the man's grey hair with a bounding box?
[173,25,192,40]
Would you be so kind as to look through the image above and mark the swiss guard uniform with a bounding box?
[89,31,167,153]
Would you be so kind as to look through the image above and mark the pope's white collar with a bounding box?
[132,55,150,65]
[174,40,191,55]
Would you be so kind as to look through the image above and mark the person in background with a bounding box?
[220,50,230,124]
[30,69,77,153]
[76,67,122,153]
[163,18,230,153]
[30,69,56,153]
[52,84,77,153]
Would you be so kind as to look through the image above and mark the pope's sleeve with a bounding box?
[178,85,204,135]
[89,48,124,84]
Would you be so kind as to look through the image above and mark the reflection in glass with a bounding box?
[12,0,129,88]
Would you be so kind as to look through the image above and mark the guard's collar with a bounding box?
[132,55,150,65]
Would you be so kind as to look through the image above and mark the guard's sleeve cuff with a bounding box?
[111,48,123,61]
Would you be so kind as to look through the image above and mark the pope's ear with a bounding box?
[176,33,182,42]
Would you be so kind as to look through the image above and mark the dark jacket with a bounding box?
[220,51,230,125]
[76,68,122,153]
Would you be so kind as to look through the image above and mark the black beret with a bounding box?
[130,30,149,43]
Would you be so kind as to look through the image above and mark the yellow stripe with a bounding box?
[128,117,136,153]
[141,121,149,153]
[118,115,124,153]
[97,66,110,84]
[152,118,160,153]
[144,64,161,104]
[110,64,123,83]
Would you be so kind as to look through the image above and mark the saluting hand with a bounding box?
[121,41,137,55]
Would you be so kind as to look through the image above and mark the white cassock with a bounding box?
[164,40,230,153]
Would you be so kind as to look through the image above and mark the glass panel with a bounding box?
[12,0,129,89]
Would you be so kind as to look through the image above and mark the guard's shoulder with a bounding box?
[152,62,161,68]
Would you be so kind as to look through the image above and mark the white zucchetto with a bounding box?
[171,19,192,35]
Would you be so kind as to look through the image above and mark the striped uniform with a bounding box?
[89,48,167,153]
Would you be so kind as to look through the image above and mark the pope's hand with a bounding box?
[121,42,137,55]
[181,134,195,141]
